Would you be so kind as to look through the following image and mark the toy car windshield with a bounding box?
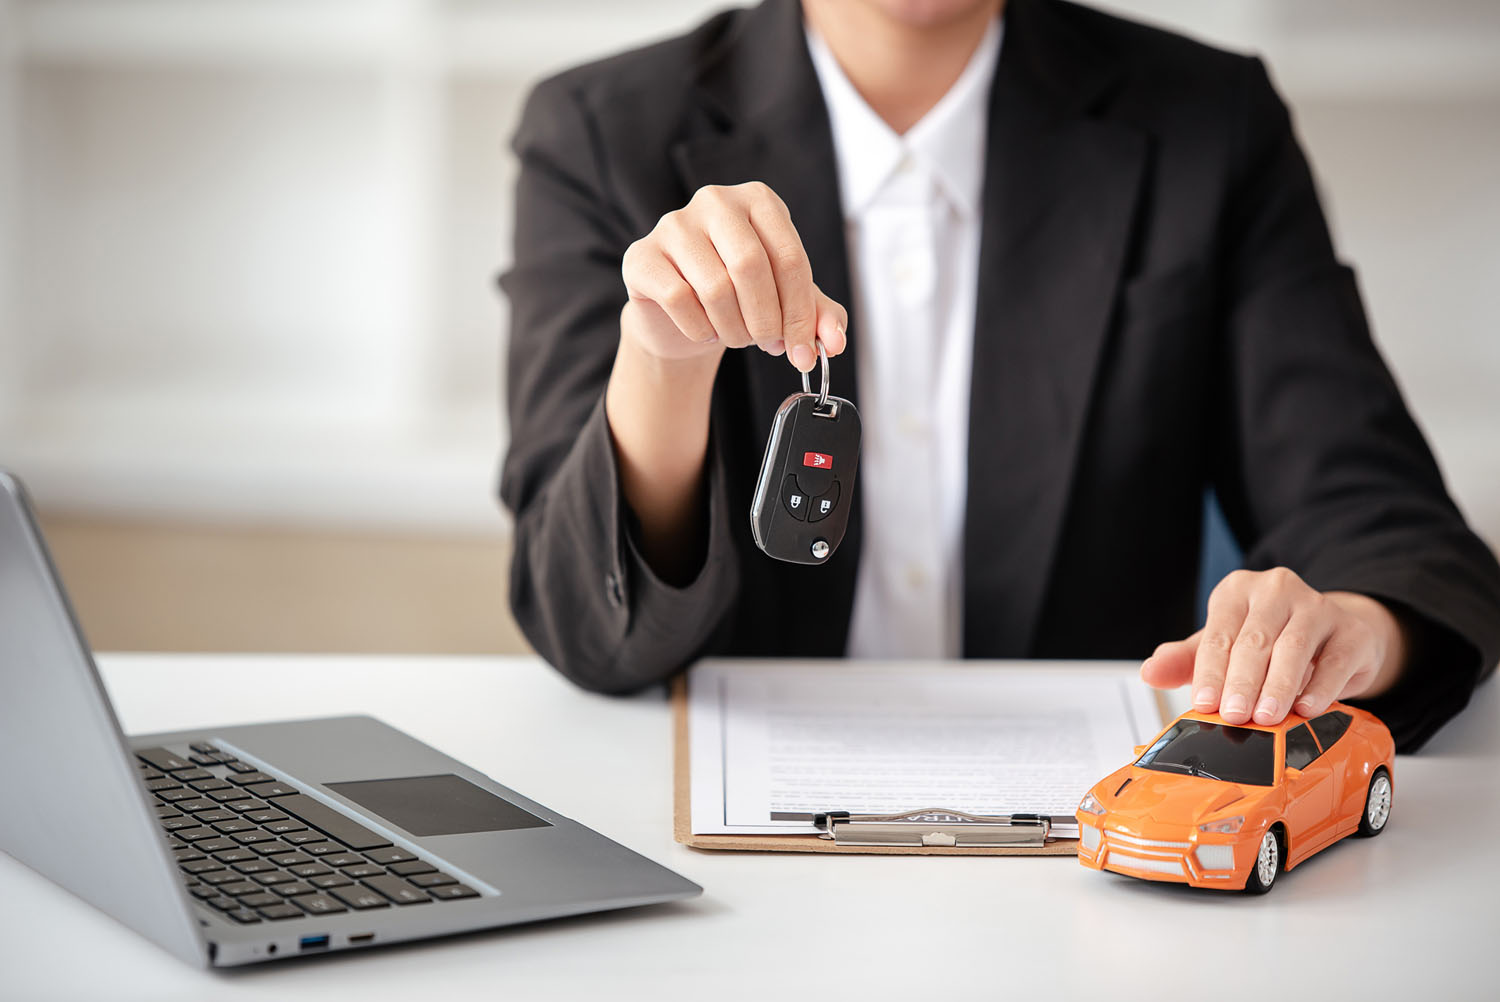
[1135,720,1275,786]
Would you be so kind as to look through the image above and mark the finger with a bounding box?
[659,216,753,350]
[623,240,717,344]
[1191,571,1251,714]
[1140,631,1200,689]
[759,339,786,356]
[1294,628,1379,718]
[699,194,784,348]
[1255,605,1333,725]
[745,191,817,371]
[814,288,848,357]
[1220,588,1294,724]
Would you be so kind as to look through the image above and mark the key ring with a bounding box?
[799,342,831,410]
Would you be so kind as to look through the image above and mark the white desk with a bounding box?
[3,655,1495,1001]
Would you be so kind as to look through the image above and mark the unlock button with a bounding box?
[781,475,809,521]
[808,480,840,522]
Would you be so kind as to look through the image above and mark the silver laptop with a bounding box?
[0,470,700,967]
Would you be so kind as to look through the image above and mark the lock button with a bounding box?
[808,480,840,523]
[781,475,809,521]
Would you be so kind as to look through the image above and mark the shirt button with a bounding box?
[604,572,624,608]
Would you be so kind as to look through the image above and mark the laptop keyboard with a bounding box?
[134,742,479,925]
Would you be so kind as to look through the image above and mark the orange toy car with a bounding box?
[1076,702,1394,893]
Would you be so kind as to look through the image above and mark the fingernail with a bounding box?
[766,339,785,356]
[1192,686,1216,708]
[790,344,814,371]
[1222,693,1249,719]
[1294,698,1316,716]
[1253,696,1279,723]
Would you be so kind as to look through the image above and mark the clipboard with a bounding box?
[671,676,1170,856]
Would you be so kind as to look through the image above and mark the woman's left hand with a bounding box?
[1139,567,1408,724]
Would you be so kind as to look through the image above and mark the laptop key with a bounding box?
[225,908,263,924]
[409,872,457,889]
[268,853,313,868]
[194,810,238,824]
[263,820,307,836]
[328,886,390,910]
[218,881,260,897]
[228,772,276,787]
[363,847,416,866]
[289,863,331,878]
[274,882,316,898]
[230,800,271,814]
[232,859,277,874]
[310,874,352,889]
[140,768,165,782]
[388,860,436,877]
[211,820,256,834]
[206,896,239,911]
[145,778,183,793]
[209,789,252,803]
[161,817,198,832]
[137,748,194,772]
[189,743,219,754]
[244,810,288,824]
[321,854,363,868]
[172,768,213,783]
[245,782,298,799]
[157,789,198,803]
[173,848,206,863]
[342,864,384,879]
[215,849,259,864]
[303,843,344,857]
[201,871,241,886]
[237,892,280,908]
[175,828,218,843]
[252,871,295,886]
[174,799,219,814]
[275,795,392,851]
[225,761,260,774]
[188,885,219,900]
[196,838,239,854]
[250,841,295,856]
[427,884,480,901]
[295,894,348,916]
[282,832,324,846]
[232,831,277,845]
[190,778,232,793]
[362,875,430,906]
[257,904,304,921]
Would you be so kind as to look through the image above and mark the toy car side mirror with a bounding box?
[1284,766,1302,781]
[1132,744,1147,757]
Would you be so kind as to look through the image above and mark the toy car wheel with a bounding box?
[1357,768,1392,837]
[1244,828,1280,894]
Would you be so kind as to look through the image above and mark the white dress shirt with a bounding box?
[805,18,1003,659]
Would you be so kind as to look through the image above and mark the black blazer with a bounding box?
[500,0,1500,751]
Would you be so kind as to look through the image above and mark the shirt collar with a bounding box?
[806,16,1003,220]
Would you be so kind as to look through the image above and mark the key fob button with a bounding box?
[782,475,809,521]
[810,539,830,560]
[808,480,840,523]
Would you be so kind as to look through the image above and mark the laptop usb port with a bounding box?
[299,935,330,952]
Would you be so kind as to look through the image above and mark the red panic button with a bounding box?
[803,452,833,470]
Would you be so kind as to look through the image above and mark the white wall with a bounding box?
[0,0,1497,547]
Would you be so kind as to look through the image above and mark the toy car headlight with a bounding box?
[1197,815,1244,834]
[1078,792,1106,816]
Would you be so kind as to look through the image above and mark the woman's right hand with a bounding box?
[620,182,848,373]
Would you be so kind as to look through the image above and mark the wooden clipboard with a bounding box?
[674,675,1108,856]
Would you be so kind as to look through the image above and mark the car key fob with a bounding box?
[750,345,861,564]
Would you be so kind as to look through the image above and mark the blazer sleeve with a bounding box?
[1212,57,1500,751]
[498,78,742,693]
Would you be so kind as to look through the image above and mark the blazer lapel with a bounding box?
[963,0,1147,655]
[670,0,864,649]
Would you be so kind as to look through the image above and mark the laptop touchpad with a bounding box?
[326,774,551,837]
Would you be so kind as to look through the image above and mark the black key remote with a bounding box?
[750,346,861,564]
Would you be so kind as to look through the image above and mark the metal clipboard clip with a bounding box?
[770,808,1052,848]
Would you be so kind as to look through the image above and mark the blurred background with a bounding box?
[1,0,1496,655]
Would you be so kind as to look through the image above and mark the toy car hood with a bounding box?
[1090,766,1255,828]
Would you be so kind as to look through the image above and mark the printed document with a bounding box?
[688,659,1162,837]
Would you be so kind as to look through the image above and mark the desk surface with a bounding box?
[3,655,1495,1001]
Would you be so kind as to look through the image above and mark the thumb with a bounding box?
[813,286,848,358]
[1140,629,1201,689]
